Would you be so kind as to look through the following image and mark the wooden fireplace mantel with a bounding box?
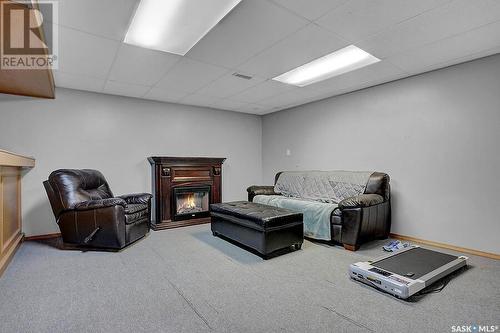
[148,157,226,230]
[147,157,226,165]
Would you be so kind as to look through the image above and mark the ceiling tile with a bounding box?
[179,94,221,108]
[440,46,500,70]
[211,99,247,111]
[43,0,500,113]
[54,71,105,93]
[258,87,322,108]
[235,103,274,114]
[49,0,138,41]
[358,0,500,58]
[144,87,190,103]
[186,0,308,68]
[196,72,265,98]
[271,0,348,21]
[349,71,409,91]
[103,81,150,98]
[154,58,228,93]
[387,21,500,73]
[229,80,296,103]
[57,26,120,79]
[237,23,348,78]
[108,44,181,86]
[316,0,450,42]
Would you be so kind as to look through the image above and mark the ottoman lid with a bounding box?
[210,201,302,228]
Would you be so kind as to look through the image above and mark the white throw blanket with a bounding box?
[253,195,336,240]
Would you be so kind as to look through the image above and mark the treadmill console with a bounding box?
[368,267,392,276]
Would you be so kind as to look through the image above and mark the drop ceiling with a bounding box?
[45,0,500,114]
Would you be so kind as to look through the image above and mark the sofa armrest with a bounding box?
[117,193,152,205]
[247,185,277,202]
[338,194,384,209]
[74,198,127,211]
[339,199,391,251]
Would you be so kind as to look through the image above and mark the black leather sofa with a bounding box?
[247,171,391,251]
[43,169,152,250]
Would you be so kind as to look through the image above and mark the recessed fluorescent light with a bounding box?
[273,45,380,87]
[124,0,242,55]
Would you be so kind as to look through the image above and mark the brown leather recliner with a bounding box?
[43,169,151,250]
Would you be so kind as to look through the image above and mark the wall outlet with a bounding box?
[286,149,291,156]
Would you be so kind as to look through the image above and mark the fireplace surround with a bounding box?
[148,157,225,230]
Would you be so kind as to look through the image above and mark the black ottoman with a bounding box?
[210,201,303,259]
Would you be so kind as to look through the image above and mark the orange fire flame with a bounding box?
[178,193,196,211]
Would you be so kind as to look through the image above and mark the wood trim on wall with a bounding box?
[390,233,500,260]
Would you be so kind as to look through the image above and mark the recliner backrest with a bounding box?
[46,169,114,215]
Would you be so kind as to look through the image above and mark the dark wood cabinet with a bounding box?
[148,157,225,230]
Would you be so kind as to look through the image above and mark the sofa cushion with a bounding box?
[365,172,390,200]
[274,171,373,204]
[331,224,342,243]
[331,214,342,226]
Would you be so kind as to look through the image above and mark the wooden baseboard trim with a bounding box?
[390,233,499,260]
[24,232,61,241]
[0,233,24,278]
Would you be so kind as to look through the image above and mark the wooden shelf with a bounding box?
[0,149,35,168]
[0,149,35,277]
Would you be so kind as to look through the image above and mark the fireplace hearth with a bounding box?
[148,157,225,230]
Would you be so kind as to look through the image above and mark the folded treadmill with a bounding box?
[349,245,468,299]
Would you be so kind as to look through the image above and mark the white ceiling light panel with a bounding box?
[273,45,380,87]
[125,0,242,55]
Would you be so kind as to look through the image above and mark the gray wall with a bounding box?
[262,54,500,254]
[0,88,262,236]
[2,56,499,254]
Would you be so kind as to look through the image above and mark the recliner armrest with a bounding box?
[118,193,152,205]
[247,185,277,202]
[338,194,384,209]
[74,198,127,211]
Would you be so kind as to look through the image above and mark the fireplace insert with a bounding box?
[173,186,210,221]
